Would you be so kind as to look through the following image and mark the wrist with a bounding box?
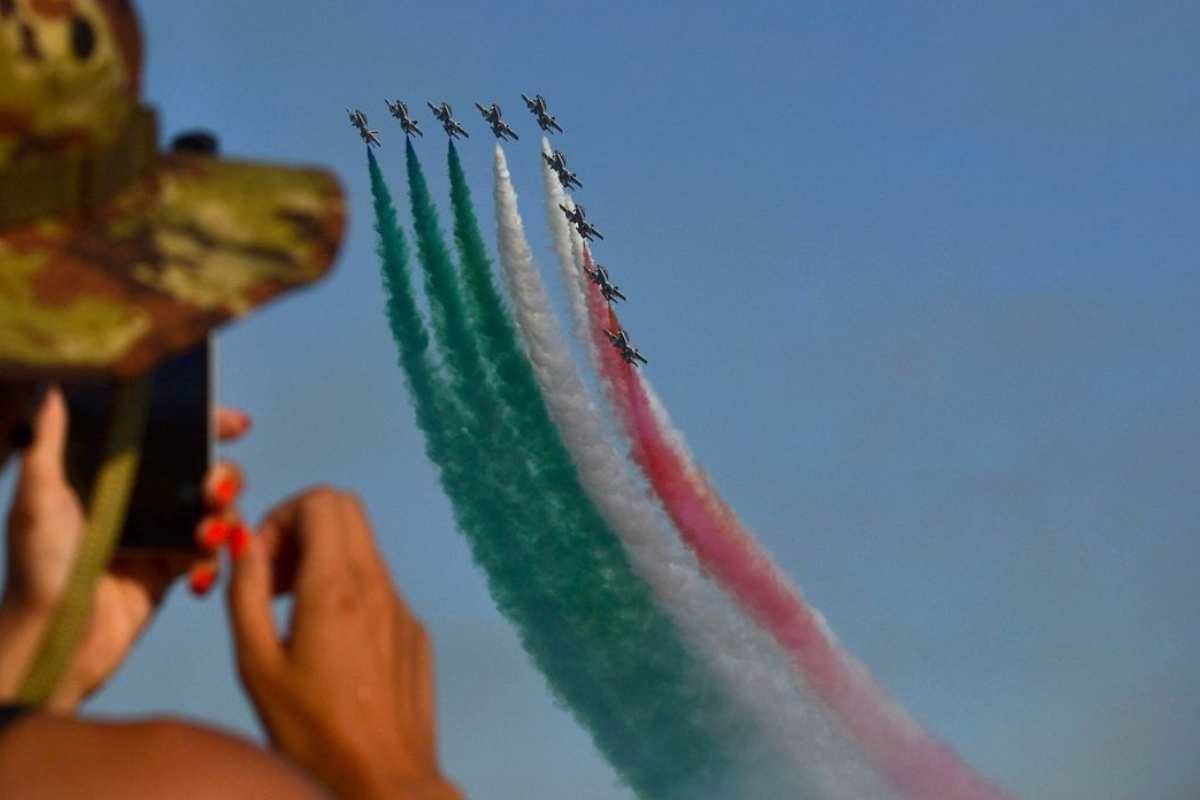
[333,752,459,800]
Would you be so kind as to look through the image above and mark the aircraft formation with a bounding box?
[347,93,648,366]
[347,94,564,146]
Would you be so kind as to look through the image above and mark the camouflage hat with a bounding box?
[0,0,345,380]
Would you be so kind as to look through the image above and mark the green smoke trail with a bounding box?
[446,141,582,484]
[438,142,764,795]
[370,148,644,776]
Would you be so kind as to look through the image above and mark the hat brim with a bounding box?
[0,152,345,380]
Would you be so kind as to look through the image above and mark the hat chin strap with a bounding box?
[0,105,158,230]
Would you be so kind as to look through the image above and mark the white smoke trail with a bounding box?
[502,143,898,799]
[543,152,592,351]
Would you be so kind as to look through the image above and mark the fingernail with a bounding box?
[189,564,218,596]
[212,473,242,508]
[196,519,229,551]
[229,523,251,560]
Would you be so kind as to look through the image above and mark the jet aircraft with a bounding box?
[543,149,582,190]
[521,93,548,115]
[427,101,469,139]
[347,108,381,147]
[521,93,563,133]
[585,262,626,303]
[605,328,648,366]
[385,100,423,137]
[475,102,519,141]
[559,203,604,241]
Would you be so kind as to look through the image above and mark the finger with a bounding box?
[333,492,392,586]
[195,514,234,553]
[227,528,285,686]
[188,558,220,597]
[216,407,252,442]
[257,487,354,596]
[227,520,252,561]
[204,461,244,511]
[20,386,68,487]
[255,517,302,597]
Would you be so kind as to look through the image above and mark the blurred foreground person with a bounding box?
[0,2,459,796]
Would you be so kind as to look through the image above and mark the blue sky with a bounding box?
[3,1,1199,797]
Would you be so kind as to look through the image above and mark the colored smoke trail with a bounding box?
[445,142,572,510]
[371,149,637,783]
[401,140,650,788]
[539,138,623,424]
[541,143,592,352]
[577,242,1010,800]
[412,141,756,798]
[500,144,902,799]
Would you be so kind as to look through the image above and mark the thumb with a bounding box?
[226,528,285,690]
[20,386,69,488]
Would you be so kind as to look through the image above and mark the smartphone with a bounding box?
[63,339,213,553]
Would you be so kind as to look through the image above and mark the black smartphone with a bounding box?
[63,340,213,554]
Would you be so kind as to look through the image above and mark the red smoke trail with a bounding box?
[582,247,1009,800]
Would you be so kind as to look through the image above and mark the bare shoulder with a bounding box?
[0,712,326,799]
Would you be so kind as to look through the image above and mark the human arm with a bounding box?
[0,712,326,799]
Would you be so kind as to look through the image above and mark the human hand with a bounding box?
[227,488,460,800]
[0,387,251,708]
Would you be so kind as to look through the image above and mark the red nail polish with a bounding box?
[213,474,241,507]
[189,565,217,596]
[197,519,229,550]
[229,524,251,560]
